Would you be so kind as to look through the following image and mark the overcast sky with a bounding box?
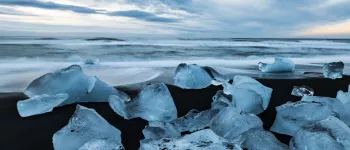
[1,0,350,38]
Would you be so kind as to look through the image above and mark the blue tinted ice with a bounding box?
[291,85,314,97]
[202,66,229,85]
[336,85,350,105]
[174,63,213,89]
[258,57,295,73]
[290,116,350,150]
[78,139,124,150]
[142,122,181,140]
[84,58,100,65]
[109,83,177,122]
[211,90,233,109]
[323,61,344,79]
[53,105,123,150]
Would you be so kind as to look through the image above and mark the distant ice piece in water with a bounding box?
[17,93,69,117]
[109,83,177,122]
[21,65,120,117]
[258,57,295,73]
[210,107,263,140]
[270,101,339,136]
[174,63,213,89]
[235,128,288,150]
[291,85,314,97]
[84,58,100,65]
[323,61,344,79]
[140,129,243,150]
[53,105,124,150]
[290,116,350,150]
[336,85,350,105]
[211,90,233,109]
[223,75,272,114]
[67,55,83,62]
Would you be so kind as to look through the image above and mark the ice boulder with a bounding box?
[140,129,242,150]
[53,105,124,150]
[142,122,181,140]
[270,101,339,136]
[235,128,288,150]
[202,66,229,85]
[109,83,177,122]
[211,90,233,109]
[291,85,314,97]
[290,116,350,150]
[223,75,272,114]
[210,107,263,140]
[173,63,213,89]
[323,61,344,79]
[258,57,295,73]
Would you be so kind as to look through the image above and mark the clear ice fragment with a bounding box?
[258,57,295,73]
[142,122,181,140]
[78,139,124,150]
[211,90,233,109]
[291,85,314,97]
[323,61,344,79]
[173,63,213,89]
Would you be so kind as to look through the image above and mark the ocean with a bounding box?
[1,36,350,92]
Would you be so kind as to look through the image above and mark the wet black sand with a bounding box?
[1,76,349,150]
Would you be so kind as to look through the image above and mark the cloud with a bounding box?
[108,10,178,22]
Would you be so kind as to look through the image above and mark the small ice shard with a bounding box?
[223,75,272,114]
[290,116,350,150]
[211,90,233,109]
[140,129,243,150]
[53,105,123,150]
[84,58,100,65]
[109,83,177,122]
[336,85,350,105]
[173,63,213,89]
[17,93,69,117]
[78,139,124,150]
[210,107,263,140]
[142,122,181,140]
[202,66,228,85]
[270,101,339,136]
[235,128,288,150]
[258,57,295,73]
[302,96,350,125]
[323,61,344,79]
[291,85,314,97]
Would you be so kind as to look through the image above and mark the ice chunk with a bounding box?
[140,129,242,150]
[258,57,295,73]
[202,66,228,85]
[17,93,69,117]
[142,122,181,140]
[235,128,288,150]
[53,105,123,150]
[223,75,272,114]
[211,90,233,109]
[109,83,177,122]
[323,61,344,79]
[302,96,350,125]
[78,139,124,150]
[291,85,314,97]
[290,116,350,150]
[336,85,350,105]
[84,58,100,65]
[270,101,339,136]
[210,107,263,140]
[174,63,213,89]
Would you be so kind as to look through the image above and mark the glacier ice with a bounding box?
[290,116,350,150]
[109,83,177,122]
[336,85,350,105]
[302,96,350,125]
[53,105,123,150]
[211,90,233,109]
[210,107,263,140]
[235,128,288,150]
[140,129,243,150]
[202,66,228,85]
[223,75,272,114]
[270,101,339,136]
[78,139,124,150]
[323,61,344,79]
[291,85,314,97]
[142,122,181,140]
[17,93,69,117]
[258,57,295,73]
[173,63,213,89]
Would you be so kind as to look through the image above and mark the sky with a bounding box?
[0,0,350,38]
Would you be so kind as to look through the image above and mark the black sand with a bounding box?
[1,77,349,150]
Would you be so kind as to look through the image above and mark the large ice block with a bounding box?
[258,57,295,73]
[140,129,242,150]
[17,93,69,117]
[109,83,177,122]
[210,107,263,140]
[53,105,123,150]
[291,85,314,97]
[323,61,344,79]
[173,63,213,89]
[142,122,181,140]
[270,101,339,136]
[223,75,272,114]
[290,116,350,150]
[211,90,233,109]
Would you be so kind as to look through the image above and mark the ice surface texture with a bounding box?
[336,85,350,105]
[223,75,272,114]
[19,65,120,117]
[270,101,339,136]
[323,61,344,79]
[290,116,350,150]
[140,129,243,150]
[291,85,314,97]
[109,83,177,122]
[258,57,295,73]
[53,105,124,150]
[211,90,233,109]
